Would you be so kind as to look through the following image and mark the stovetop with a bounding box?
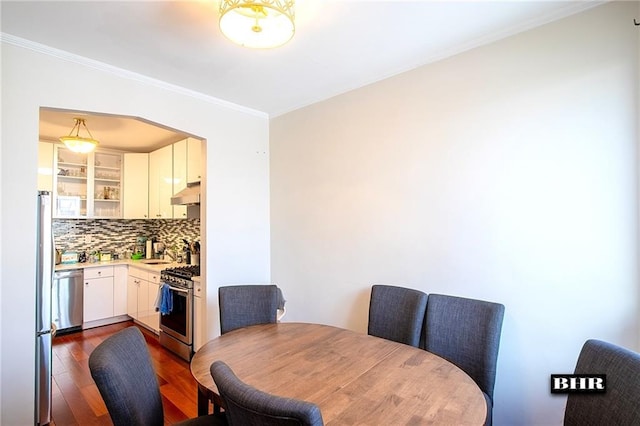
[161,265,200,288]
[162,265,200,278]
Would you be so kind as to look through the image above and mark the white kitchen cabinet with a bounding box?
[127,274,139,319]
[93,151,122,218]
[187,138,202,183]
[83,266,114,323]
[38,141,55,192]
[173,139,187,219]
[146,272,161,331]
[123,153,149,219]
[53,146,122,218]
[113,265,128,316]
[193,278,205,351]
[128,267,160,333]
[149,144,173,219]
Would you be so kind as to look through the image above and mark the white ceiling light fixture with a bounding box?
[59,117,99,153]
[219,0,295,49]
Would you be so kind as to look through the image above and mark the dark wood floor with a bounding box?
[51,321,199,425]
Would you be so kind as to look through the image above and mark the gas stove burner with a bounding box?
[163,265,200,278]
[161,265,200,288]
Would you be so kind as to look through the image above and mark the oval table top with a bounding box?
[190,322,487,425]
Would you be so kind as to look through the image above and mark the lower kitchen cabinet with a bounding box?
[113,265,128,316]
[83,266,114,323]
[127,267,160,333]
[193,278,204,351]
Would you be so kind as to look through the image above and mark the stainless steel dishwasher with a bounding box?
[52,269,83,333]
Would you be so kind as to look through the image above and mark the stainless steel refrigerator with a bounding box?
[36,190,54,425]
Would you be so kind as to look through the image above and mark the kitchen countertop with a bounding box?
[55,259,185,273]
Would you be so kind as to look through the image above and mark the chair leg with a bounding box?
[197,384,211,415]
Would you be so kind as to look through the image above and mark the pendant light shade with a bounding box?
[219,0,295,49]
[59,118,99,153]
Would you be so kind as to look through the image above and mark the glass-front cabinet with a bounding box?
[53,146,122,218]
[93,151,122,218]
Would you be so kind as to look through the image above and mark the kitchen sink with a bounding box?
[140,259,172,265]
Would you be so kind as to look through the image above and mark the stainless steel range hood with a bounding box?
[171,181,200,205]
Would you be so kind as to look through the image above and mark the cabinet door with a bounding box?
[147,273,161,332]
[127,275,140,319]
[193,278,205,351]
[173,139,187,219]
[137,280,160,332]
[83,277,114,322]
[137,279,151,319]
[54,146,89,217]
[38,141,55,192]
[149,144,173,219]
[194,294,204,351]
[93,151,122,218]
[187,138,202,183]
[123,153,149,219]
[147,282,160,332]
[113,266,128,316]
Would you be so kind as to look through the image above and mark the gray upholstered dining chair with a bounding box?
[89,327,226,426]
[422,293,505,426]
[564,339,640,425]
[210,360,324,426]
[218,284,283,335]
[367,284,428,347]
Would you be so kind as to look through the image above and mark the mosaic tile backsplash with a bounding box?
[53,219,200,257]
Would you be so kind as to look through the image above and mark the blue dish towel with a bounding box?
[157,283,173,315]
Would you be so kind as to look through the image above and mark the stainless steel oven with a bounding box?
[159,265,199,361]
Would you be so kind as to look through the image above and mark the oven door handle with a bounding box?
[168,285,190,294]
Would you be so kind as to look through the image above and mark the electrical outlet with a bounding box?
[85,235,92,244]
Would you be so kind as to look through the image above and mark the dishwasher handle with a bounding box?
[54,269,83,279]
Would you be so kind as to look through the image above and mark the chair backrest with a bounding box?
[423,294,505,403]
[210,360,324,426]
[219,285,280,334]
[367,284,428,347]
[564,339,640,426]
[88,327,164,426]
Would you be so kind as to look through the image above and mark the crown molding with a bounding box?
[0,32,269,119]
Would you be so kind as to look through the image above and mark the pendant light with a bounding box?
[219,0,295,49]
[59,118,99,153]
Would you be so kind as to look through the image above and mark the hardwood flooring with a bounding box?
[51,321,199,425]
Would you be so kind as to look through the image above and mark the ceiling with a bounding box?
[39,108,193,153]
[2,0,602,151]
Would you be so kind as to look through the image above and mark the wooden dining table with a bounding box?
[190,322,487,425]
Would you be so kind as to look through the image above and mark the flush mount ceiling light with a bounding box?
[59,117,99,153]
[219,0,295,49]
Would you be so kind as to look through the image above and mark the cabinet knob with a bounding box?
[97,271,101,275]
[85,282,89,286]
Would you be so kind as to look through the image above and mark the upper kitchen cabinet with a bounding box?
[123,153,149,219]
[38,141,55,192]
[53,146,122,218]
[149,138,201,220]
[93,151,122,218]
[187,137,202,183]
[149,144,173,219]
[173,139,187,219]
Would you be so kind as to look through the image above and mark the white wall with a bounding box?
[270,2,639,425]
[0,42,271,424]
